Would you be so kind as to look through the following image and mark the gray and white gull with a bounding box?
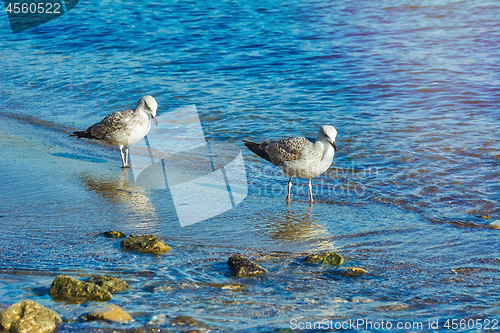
[71,95,158,168]
[244,125,337,203]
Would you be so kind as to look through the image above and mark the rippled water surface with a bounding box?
[1,0,499,331]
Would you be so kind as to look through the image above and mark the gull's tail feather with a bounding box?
[70,131,94,139]
[244,140,272,162]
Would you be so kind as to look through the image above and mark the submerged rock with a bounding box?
[227,254,268,277]
[135,327,171,333]
[0,300,61,333]
[341,267,367,276]
[82,304,132,322]
[171,315,206,328]
[103,231,127,238]
[303,252,345,266]
[213,282,245,291]
[148,313,167,325]
[48,275,112,302]
[120,234,171,254]
[489,220,500,229]
[87,275,130,293]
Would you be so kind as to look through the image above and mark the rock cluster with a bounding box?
[2,232,179,331]
[3,229,369,332]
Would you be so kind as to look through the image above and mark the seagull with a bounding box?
[71,95,158,168]
[244,125,337,203]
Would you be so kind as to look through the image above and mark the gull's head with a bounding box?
[137,95,158,126]
[319,125,337,152]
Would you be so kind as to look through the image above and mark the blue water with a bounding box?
[1,0,500,332]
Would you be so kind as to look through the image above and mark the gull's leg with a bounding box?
[124,146,129,167]
[308,178,314,203]
[286,176,292,203]
[119,147,127,168]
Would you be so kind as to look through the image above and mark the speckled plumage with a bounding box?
[244,125,337,202]
[261,137,314,167]
[71,95,158,168]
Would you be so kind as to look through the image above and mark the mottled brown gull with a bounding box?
[71,95,158,168]
[244,125,337,203]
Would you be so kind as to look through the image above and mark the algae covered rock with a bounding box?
[48,275,112,302]
[87,275,130,293]
[82,304,132,322]
[0,300,62,333]
[103,231,127,238]
[120,234,171,254]
[303,252,345,265]
[227,254,268,277]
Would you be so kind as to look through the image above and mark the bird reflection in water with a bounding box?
[80,169,158,224]
[257,205,330,245]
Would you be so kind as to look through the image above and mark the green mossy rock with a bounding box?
[87,275,130,293]
[103,231,127,238]
[303,252,345,266]
[120,234,171,254]
[227,254,268,277]
[48,275,112,302]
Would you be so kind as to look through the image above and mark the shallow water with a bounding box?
[1,0,500,331]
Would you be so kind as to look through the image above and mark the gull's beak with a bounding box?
[331,140,337,152]
[153,116,158,126]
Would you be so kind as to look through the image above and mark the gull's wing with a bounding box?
[87,109,133,140]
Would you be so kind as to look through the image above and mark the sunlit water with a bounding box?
[1,0,499,331]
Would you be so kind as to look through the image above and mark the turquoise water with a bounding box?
[1,0,500,332]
